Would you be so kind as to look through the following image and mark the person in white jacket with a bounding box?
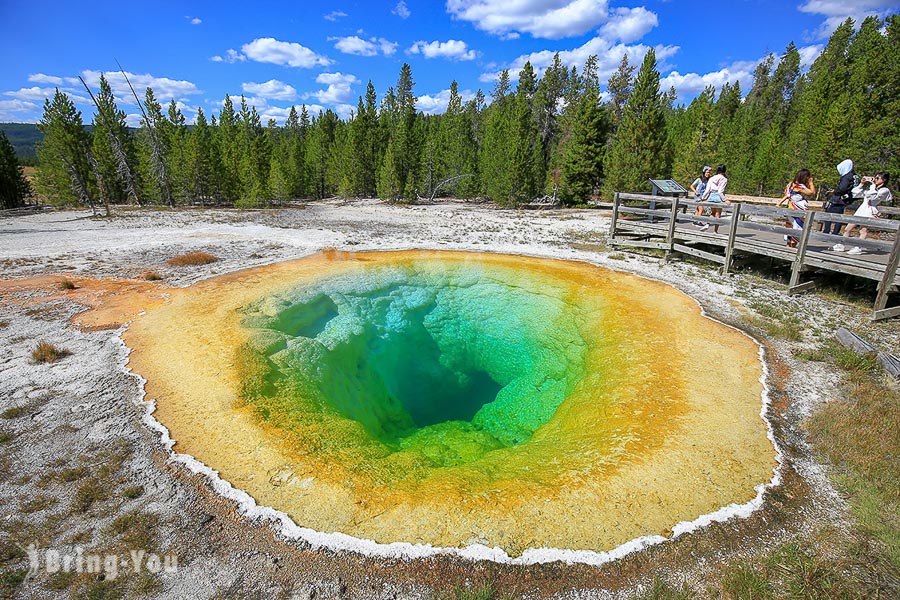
[833,171,892,255]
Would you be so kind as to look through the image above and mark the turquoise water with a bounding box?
[240,260,594,467]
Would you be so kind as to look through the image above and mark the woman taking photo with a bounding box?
[777,168,816,248]
[833,171,892,255]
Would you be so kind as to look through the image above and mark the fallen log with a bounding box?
[835,327,900,379]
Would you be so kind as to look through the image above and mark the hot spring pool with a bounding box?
[125,250,776,559]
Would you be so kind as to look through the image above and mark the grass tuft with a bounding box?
[630,578,694,600]
[122,485,144,499]
[435,585,500,600]
[165,251,219,267]
[20,495,57,513]
[58,278,76,290]
[31,340,71,363]
[141,270,163,281]
[73,478,110,512]
[1,406,26,419]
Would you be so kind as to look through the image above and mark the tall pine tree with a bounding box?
[603,49,667,196]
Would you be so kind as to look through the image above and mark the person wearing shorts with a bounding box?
[700,164,729,233]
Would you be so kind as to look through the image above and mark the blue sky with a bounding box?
[1,1,897,126]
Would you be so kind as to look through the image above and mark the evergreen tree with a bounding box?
[606,53,635,134]
[670,87,716,186]
[0,130,31,208]
[89,74,142,204]
[436,80,477,198]
[215,94,241,203]
[785,19,854,184]
[35,89,95,208]
[165,99,189,200]
[603,49,667,196]
[558,56,610,204]
[136,87,173,205]
[185,107,215,204]
[846,15,893,174]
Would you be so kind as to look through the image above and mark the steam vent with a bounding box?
[125,250,776,557]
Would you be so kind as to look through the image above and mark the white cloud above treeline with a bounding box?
[480,37,678,86]
[407,40,477,61]
[447,0,653,40]
[799,0,898,37]
[304,72,360,105]
[213,38,333,68]
[330,36,397,57]
[242,80,298,101]
[417,87,478,115]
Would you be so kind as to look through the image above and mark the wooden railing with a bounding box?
[609,193,900,321]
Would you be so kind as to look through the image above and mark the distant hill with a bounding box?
[0,123,42,163]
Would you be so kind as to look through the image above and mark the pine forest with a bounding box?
[28,16,900,210]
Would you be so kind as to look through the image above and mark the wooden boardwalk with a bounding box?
[608,192,900,321]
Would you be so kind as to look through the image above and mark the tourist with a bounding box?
[833,171,892,255]
[777,168,816,248]
[699,165,729,233]
[822,159,856,236]
[690,165,712,225]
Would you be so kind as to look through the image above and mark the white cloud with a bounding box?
[211,49,246,63]
[324,11,347,21]
[799,0,898,37]
[447,0,617,40]
[0,99,39,120]
[407,40,477,61]
[28,73,64,85]
[242,79,298,101]
[598,7,658,43]
[798,44,824,67]
[305,72,360,104]
[330,35,398,56]
[479,38,679,87]
[240,38,333,68]
[657,41,824,101]
[4,86,58,102]
[186,16,202,25]
[393,1,411,19]
[416,87,477,115]
[80,70,201,105]
[659,65,754,99]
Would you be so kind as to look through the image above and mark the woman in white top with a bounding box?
[700,164,729,233]
[834,171,892,255]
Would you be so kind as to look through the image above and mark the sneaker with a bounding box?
[831,244,845,252]
[847,247,863,255]
[699,223,709,231]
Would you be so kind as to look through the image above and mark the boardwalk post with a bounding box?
[663,197,679,263]
[609,192,620,242]
[872,229,900,320]
[788,211,817,293]
[722,203,741,274]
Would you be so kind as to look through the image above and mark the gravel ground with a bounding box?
[0,199,898,599]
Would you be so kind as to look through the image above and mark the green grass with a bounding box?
[20,494,57,513]
[434,585,500,600]
[106,511,159,549]
[805,364,900,568]
[630,579,693,600]
[73,478,111,512]
[743,300,805,342]
[0,406,26,419]
[121,485,144,500]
